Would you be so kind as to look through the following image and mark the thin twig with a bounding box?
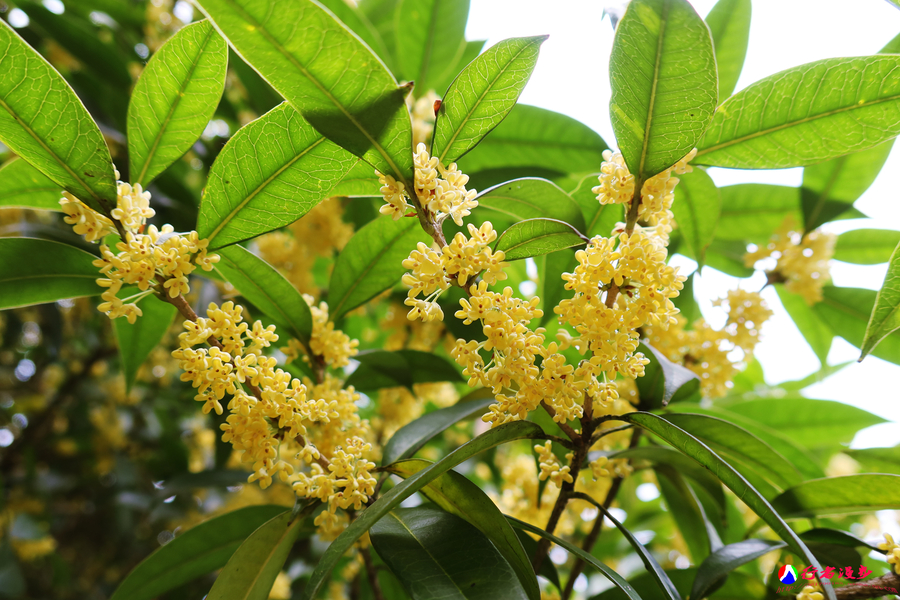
[360,546,385,600]
[540,401,579,442]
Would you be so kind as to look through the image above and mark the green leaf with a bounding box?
[671,168,719,269]
[704,0,751,99]
[110,506,288,600]
[0,238,100,309]
[690,538,784,600]
[573,492,681,600]
[697,56,900,169]
[672,272,699,327]
[845,445,900,474]
[113,297,177,392]
[636,343,700,410]
[619,412,835,600]
[0,158,63,210]
[381,390,494,465]
[194,0,414,185]
[384,461,539,600]
[494,218,588,261]
[127,20,227,186]
[215,245,313,345]
[834,229,900,265]
[609,0,718,180]
[301,421,545,600]
[199,103,358,249]
[721,396,886,451]
[315,0,392,68]
[715,184,799,243]
[329,159,382,197]
[664,413,802,492]
[345,349,463,391]
[703,240,754,278]
[800,528,880,552]
[537,249,578,326]
[207,508,309,600]
[474,178,586,233]
[655,467,723,563]
[432,36,547,165]
[395,0,469,94]
[801,140,894,232]
[507,517,642,600]
[371,507,530,600]
[459,104,609,180]
[590,567,768,600]
[327,216,431,321]
[512,530,561,590]
[771,474,900,518]
[610,446,725,508]
[776,285,832,364]
[815,285,900,365]
[0,19,117,213]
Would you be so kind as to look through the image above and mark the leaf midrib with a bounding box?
[0,95,107,207]
[697,92,900,158]
[239,518,298,600]
[437,38,540,164]
[499,231,584,257]
[636,0,669,180]
[205,136,329,246]
[215,0,407,183]
[134,23,218,186]
[804,154,848,230]
[388,512,468,598]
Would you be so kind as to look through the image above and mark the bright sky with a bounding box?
[467,0,900,448]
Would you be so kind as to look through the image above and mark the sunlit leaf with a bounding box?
[776,285,832,364]
[474,178,586,233]
[835,229,900,265]
[860,241,900,360]
[0,238,100,309]
[815,285,900,365]
[771,474,900,518]
[0,158,63,210]
[704,0,751,99]
[671,168,719,269]
[128,20,227,186]
[494,218,588,261]
[395,0,469,94]
[609,0,717,180]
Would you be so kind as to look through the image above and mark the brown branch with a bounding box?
[541,401,580,442]
[833,571,900,599]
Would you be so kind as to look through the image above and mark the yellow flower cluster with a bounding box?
[796,583,824,600]
[402,222,508,321]
[593,149,697,240]
[61,176,219,323]
[644,290,772,398]
[534,441,574,487]
[879,534,900,573]
[409,90,439,149]
[283,296,359,368]
[256,198,353,298]
[378,143,478,225]
[556,229,685,379]
[745,217,835,305]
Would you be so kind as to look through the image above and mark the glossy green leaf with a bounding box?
[664,413,802,492]
[771,474,900,518]
[722,396,886,451]
[199,103,358,249]
[620,412,835,600]
[0,238,100,309]
[315,0,392,67]
[800,528,880,552]
[834,229,900,265]
[128,20,227,186]
[371,507,530,600]
[655,467,722,563]
[512,530,561,589]
[776,285,832,364]
[704,0,751,99]
[590,567,768,600]
[862,249,900,359]
[329,160,382,197]
[846,445,900,474]
[609,0,717,180]
[327,216,431,321]
[0,158,63,210]
[385,460,539,600]
[800,140,894,232]
[537,249,578,326]
[381,389,494,465]
[432,36,547,165]
[715,184,799,242]
[475,178,586,233]
[345,349,463,391]
[507,518,642,600]
[815,285,900,364]
[671,168,719,269]
[696,56,900,169]
[690,538,784,600]
[301,420,545,600]
[113,297,177,392]
[569,174,623,238]
[110,506,287,600]
[395,0,469,94]
[207,509,308,600]
[194,0,414,185]
[215,245,313,345]
[636,343,700,410]
[495,218,588,261]
[460,104,609,179]
[0,19,117,213]
[573,492,681,600]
